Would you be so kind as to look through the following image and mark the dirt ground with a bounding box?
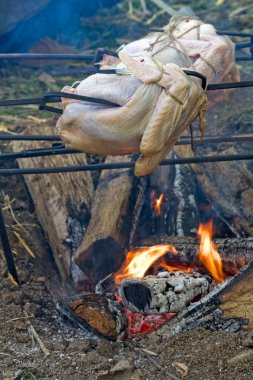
[1,1,253,379]
[1,249,253,380]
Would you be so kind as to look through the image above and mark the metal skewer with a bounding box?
[0,153,252,176]
[0,207,19,285]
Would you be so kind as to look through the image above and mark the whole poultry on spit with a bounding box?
[0,15,253,284]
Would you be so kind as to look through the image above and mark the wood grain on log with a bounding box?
[220,261,253,328]
[13,126,94,282]
[75,155,146,285]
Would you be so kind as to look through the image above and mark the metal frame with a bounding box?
[0,30,253,284]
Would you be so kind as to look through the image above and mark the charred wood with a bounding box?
[118,271,211,314]
[137,152,205,240]
[158,260,253,336]
[75,155,146,287]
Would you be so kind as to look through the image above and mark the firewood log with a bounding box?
[68,292,126,339]
[118,271,211,314]
[13,126,94,282]
[75,155,146,286]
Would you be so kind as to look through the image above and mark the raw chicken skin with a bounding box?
[56,16,239,176]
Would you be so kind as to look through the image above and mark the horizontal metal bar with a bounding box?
[0,153,252,176]
[0,80,252,111]
[0,133,252,147]
[0,91,121,109]
[0,147,78,161]
[236,56,253,61]
[207,80,253,90]
[235,41,252,50]
[0,98,42,106]
[217,30,253,37]
[0,134,61,141]
[0,53,95,60]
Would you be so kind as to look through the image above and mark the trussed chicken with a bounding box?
[56,16,239,176]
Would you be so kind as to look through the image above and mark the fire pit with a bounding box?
[0,22,253,344]
[66,218,253,339]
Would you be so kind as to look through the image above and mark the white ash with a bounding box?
[118,271,211,314]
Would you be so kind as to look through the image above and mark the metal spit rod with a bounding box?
[0,30,252,61]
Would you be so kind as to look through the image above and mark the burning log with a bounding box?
[67,231,253,338]
[159,259,253,336]
[136,236,253,276]
[13,128,94,282]
[75,156,146,286]
[118,271,211,314]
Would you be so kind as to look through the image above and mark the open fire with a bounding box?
[151,191,164,216]
[60,176,252,341]
[109,214,229,338]
[115,219,226,286]
[114,244,178,285]
[198,220,227,283]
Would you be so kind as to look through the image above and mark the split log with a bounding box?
[159,259,253,336]
[75,155,146,286]
[13,126,94,282]
[118,271,211,314]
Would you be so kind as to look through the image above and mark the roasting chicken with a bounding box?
[56,16,239,176]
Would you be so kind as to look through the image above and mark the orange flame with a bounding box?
[151,191,164,216]
[114,244,177,285]
[155,194,164,216]
[198,220,226,283]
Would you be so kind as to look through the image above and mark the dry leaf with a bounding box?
[229,5,253,19]
[8,272,19,286]
[139,348,158,356]
[13,231,36,258]
[27,115,48,123]
[0,124,16,134]
[173,361,189,378]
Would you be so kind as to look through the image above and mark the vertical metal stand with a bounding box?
[0,206,19,285]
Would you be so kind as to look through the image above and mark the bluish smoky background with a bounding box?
[0,0,251,54]
[0,0,121,52]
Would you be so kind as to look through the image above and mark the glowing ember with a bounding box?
[125,310,175,337]
[159,259,192,273]
[114,244,177,285]
[198,220,226,283]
